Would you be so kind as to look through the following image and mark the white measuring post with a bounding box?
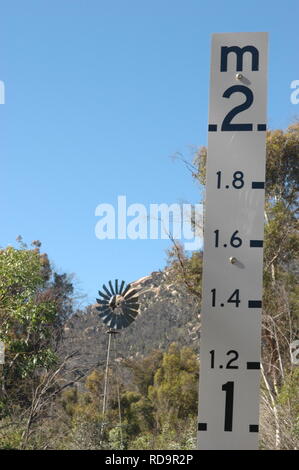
[197,32,268,450]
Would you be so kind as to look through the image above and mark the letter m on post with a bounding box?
[220,46,259,72]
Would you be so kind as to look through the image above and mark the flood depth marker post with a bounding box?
[197,32,268,450]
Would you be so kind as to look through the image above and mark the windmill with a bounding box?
[96,279,140,330]
[96,279,140,448]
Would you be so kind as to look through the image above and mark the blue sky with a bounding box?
[0,1,298,306]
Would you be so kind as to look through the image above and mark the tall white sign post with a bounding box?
[197,32,268,450]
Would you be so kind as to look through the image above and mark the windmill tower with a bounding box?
[96,279,140,448]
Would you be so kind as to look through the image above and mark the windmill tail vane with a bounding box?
[96,279,140,330]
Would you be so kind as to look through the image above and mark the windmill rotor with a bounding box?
[96,279,140,330]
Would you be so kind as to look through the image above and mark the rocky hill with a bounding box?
[60,268,201,377]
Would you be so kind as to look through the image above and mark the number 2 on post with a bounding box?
[221,85,253,131]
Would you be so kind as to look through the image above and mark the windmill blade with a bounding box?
[125,297,139,306]
[109,315,119,329]
[117,315,129,329]
[96,305,109,313]
[98,305,111,313]
[99,312,112,323]
[96,298,109,305]
[115,279,119,294]
[122,311,136,324]
[97,306,111,317]
[108,280,115,295]
[103,313,114,326]
[121,283,131,297]
[115,313,131,330]
[103,284,112,297]
[99,312,111,322]
[125,304,139,312]
[109,295,117,310]
[126,308,139,318]
[124,303,139,312]
[109,315,118,329]
[98,290,111,301]
[114,316,122,330]
[124,288,139,300]
[126,308,139,317]
[125,302,139,310]
[123,306,138,319]
[118,280,125,295]
[126,304,139,314]
[119,314,131,328]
